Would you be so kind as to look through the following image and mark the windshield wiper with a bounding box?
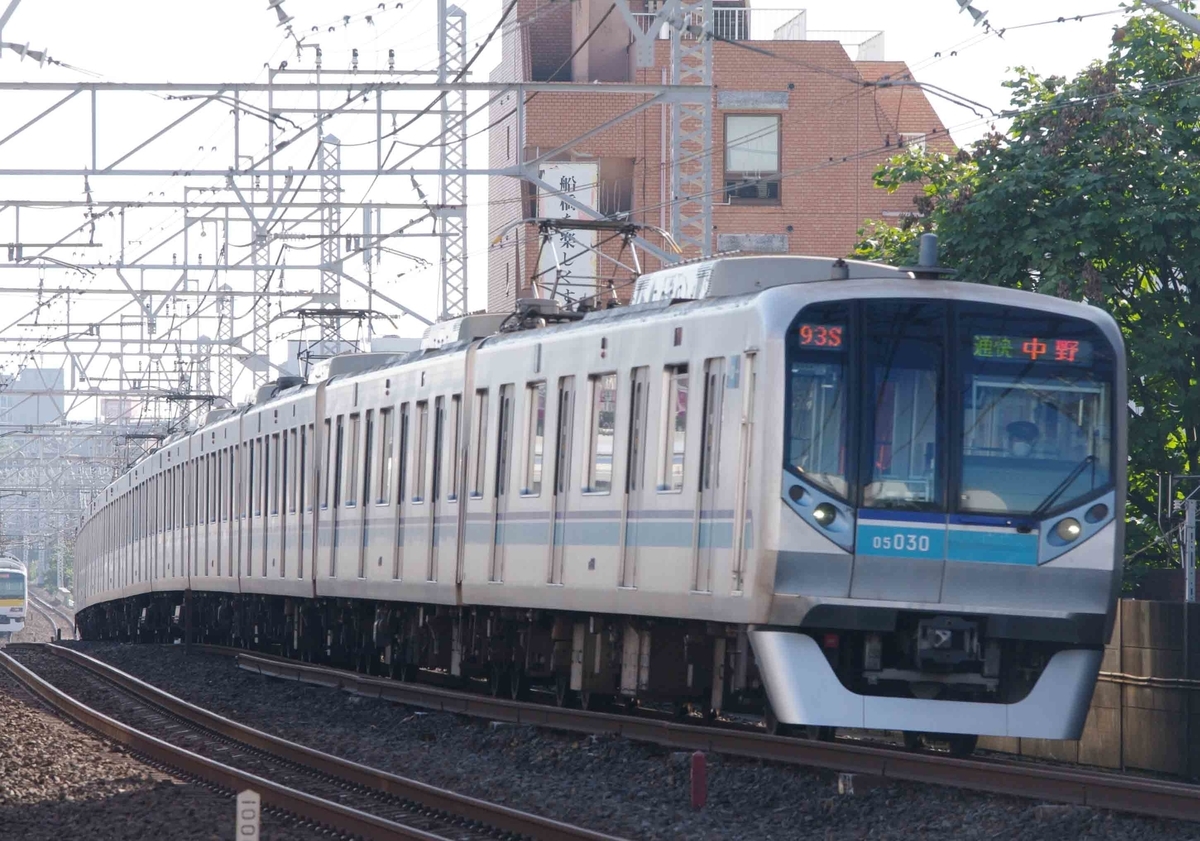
[1031,455,1098,519]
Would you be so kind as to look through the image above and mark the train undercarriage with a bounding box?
[77,592,1065,755]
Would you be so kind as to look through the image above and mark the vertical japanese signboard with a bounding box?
[537,162,598,304]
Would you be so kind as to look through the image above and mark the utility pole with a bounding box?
[1145,0,1200,34]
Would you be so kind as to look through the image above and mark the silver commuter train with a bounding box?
[0,555,28,637]
[74,254,1125,747]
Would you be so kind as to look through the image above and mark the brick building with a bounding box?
[487,2,954,312]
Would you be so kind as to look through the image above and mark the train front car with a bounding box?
[755,277,1124,747]
[0,557,27,637]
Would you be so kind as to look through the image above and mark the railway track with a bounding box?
[186,643,1200,823]
[0,643,627,841]
[29,592,75,639]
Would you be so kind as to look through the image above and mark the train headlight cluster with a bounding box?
[813,503,837,527]
[1054,517,1083,542]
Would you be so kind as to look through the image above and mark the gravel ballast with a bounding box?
[0,662,334,840]
[68,641,1199,841]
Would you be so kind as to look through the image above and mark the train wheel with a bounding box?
[580,690,611,712]
[488,662,509,698]
[554,671,576,708]
[509,665,529,701]
[944,734,978,758]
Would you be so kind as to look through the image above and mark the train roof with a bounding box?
[0,556,26,572]
[631,255,909,304]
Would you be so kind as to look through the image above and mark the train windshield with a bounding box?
[0,571,24,599]
[959,307,1114,516]
[785,300,1116,516]
[786,303,849,497]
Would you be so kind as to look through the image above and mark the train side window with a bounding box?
[249,439,259,517]
[470,389,489,498]
[398,404,410,503]
[300,425,310,514]
[626,367,650,493]
[322,418,332,509]
[334,415,346,509]
[659,365,689,492]
[378,408,394,504]
[262,435,271,517]
[346,413,361,508]
[448,394,461,502]
[234,445,243,520]
[586,373,618,494]
[495,385,514,497]
[431,397,446,502]
[275,432,285,516]
[523,381,546,496]
[413,401,428,503]
[361,410,374,509]
[288,430,298,514]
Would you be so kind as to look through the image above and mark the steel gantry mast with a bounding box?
[438,2,468,319]
[318,133,343,361]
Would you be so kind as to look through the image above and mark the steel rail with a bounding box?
[206,645,1200,823]
[0,647,453,841]
[38,644,625,841]
[29,593,74,638]
[25,597,60,637]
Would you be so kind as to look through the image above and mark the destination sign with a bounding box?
[972,335,1093,365]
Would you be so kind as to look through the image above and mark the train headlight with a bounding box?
[1055,517,1082,542]
[813,503,837,527]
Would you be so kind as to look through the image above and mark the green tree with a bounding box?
[853,9,1200,569]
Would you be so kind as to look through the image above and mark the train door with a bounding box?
[619,367,650,588]
[299,425,310,580]
[358,411,373,579]
[693,357,725,593]
[550,376,575,585]
[490,385,514,582]
[427,398,445,581]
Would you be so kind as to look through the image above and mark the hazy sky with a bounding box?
[0,0,1141,392]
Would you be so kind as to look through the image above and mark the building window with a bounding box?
[724,114,781,204]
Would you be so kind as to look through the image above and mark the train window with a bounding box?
[398,404,410,503]
[448,394,461,502]
[431,397,445,502]
[660,365,689,493]
[289,430,299,513]
[273,433,283,515]
[234,445,243,520]
[334,415,346,509]
[496,385,513,498]
[300,426,310,514]
[361,410,374,509]
[378,408,394,504]
[470,389,489,498]
[861,302,945,509]
[283,432,292,514]
[262,435,271,517]
[958,304,1114,516]
[413,401,428,502]
[586,373,617,494]
[322,418,332,509]
[626,367,650,493]
[523,382,546,496]
[250,439,259,517]
[345,414,362,508]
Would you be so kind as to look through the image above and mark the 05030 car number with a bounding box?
[871,532,931,553]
